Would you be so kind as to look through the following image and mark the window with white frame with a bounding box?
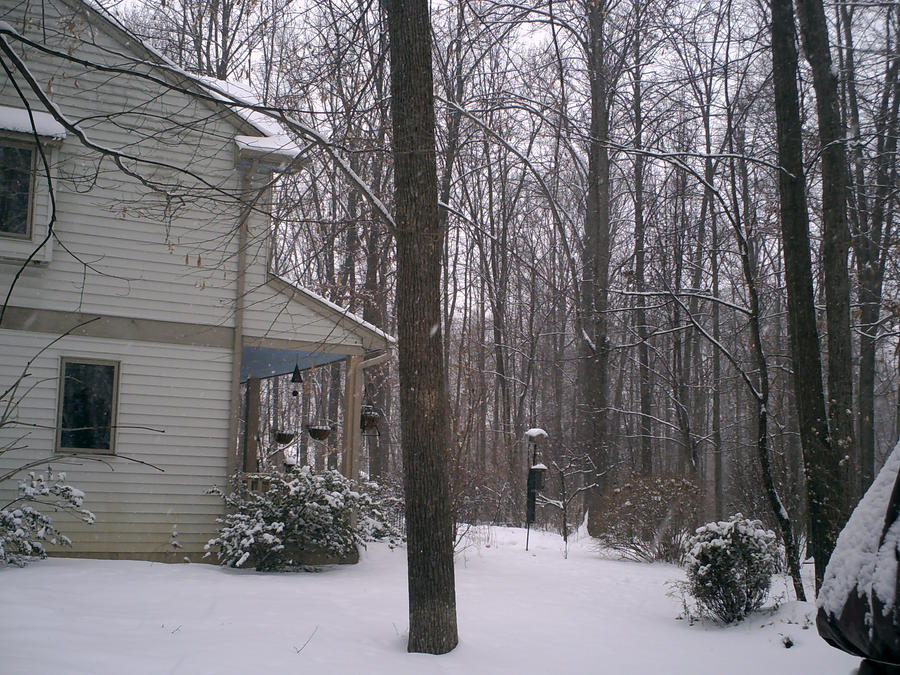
[57,358,120,453]
[0,106,65,263]
[0,141,35,239]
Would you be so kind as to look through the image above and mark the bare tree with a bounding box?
[385,0,459,655]
[768,0,844,590]
[794,0,857,514]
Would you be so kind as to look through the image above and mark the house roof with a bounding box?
[51,0,396,352]
[60,0,302,161]
[266,276,396,351]
[196,76,303,162]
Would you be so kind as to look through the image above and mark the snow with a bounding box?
[818,441,900,619]
[524,427,549,441]
[280,281,396,345]
[0,104,66,139]
[0,527,856,674]
[197,77,284,136]
[195,77,302,160]
[531,463,548,471]
[235,134,302,161]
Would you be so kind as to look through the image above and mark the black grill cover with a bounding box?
[817,444,900,670]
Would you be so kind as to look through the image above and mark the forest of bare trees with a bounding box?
[122,0,898,601]
[0,0,896,656]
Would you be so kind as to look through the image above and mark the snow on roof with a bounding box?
[235,135,302,162]
[289,282,396,346]
[818,441,900,617]
[525,428,549,441]
[531,463,548,471]
[197,77,283,136]
[197,77,301,159]
[0,105,66,139]
[267,276,395,347]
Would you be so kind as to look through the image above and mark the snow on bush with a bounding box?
[205,467,403,571]
[1,468,95,567]
[684,514,781,623]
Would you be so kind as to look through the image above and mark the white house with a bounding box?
[0,0,392,561]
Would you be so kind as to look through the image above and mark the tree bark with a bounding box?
[795,0,857,518]
[631,25,652,477]
[582,0,613,533]
[769,0,843,590]
[843,7,900,491]
[385,0,459,655]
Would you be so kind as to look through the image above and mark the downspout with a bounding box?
[227,159,260,480]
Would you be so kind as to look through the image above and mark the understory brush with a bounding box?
[592,473,701,564]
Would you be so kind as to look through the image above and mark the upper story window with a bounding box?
[0,105,66,264]
[0,142,35,239]
[57,358,120,454]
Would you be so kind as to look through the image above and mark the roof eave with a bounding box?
[266,275,396,351]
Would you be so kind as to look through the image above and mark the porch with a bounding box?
[236,345,389,480]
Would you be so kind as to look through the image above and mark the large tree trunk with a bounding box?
[769,0,843,590]
[632,68,652,477]
[842,6,900,491]
[582,0,613,534]
[795,0,857,518]
[385,0,459,655]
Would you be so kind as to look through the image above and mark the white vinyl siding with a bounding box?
[0,330,230,558]
[0,1,367,352]
[0,2,241,325]
[0,0,385,561]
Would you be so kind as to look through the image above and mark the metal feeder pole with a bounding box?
[526,440,537,551]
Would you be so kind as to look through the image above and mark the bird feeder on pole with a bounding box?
[524,427,549,551]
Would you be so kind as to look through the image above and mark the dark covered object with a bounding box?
[816,445,900,673]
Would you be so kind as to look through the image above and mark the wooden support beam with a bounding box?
[244,377,261,472]
[341,355,363,478]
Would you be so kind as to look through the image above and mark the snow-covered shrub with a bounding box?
[592,473,700,564]
[1,468,95,566]
[684,515,780,623]
[205,467,403,571]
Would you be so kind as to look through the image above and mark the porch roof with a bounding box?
[240,345,345,382]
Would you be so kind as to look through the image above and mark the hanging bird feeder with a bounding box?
[360,404,381,432]
[305,424,332,441]
[290,363,303,397]
[273,431,295,445]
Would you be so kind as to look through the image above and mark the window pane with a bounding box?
[0,145,32,236]
[60,361,117,451]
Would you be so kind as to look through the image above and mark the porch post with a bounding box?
[341,355,363,477]
[244,377,261,472]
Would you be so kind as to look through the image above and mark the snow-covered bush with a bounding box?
[1,468,95,566]
[205,467,403,571]
[593,473,700,564]
[684,515,780,623]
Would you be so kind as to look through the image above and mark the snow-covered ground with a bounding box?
[0,527,858,675]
